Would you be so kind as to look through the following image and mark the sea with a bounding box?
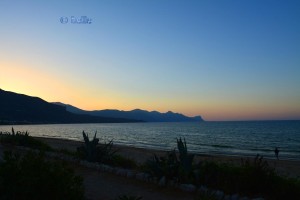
[1,121,300,161]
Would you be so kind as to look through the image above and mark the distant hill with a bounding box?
[0,89,140,125]
[53,102,204,122]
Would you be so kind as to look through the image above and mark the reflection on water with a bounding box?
[1,121,300,160]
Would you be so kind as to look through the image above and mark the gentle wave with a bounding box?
[0,121,300,160]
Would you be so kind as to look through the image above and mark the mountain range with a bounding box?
[52,102,203,122]
[0,89,203,125]
[0,89,140,125]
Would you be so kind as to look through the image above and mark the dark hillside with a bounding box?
[0,89,140,125]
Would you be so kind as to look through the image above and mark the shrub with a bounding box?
[144,138,195,183]
[195,161,241,193]
[143,138,300,199]
[0,151,84,200]
[77,131,116,164]
[145,150,179,181]
[0,127,52,151]
[239,155,300,199]
[177,137,195,182]
[110,154,137,169]
[195,154,300,199]
[238,154,276,194]
[177,137,194,173]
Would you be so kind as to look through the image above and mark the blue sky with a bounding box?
[1,0,300,120]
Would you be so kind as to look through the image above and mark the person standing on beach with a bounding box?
[274,147,279,160]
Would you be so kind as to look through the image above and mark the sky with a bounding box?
[0,0,300,121]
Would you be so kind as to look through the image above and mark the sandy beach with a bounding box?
[36,137,300,178]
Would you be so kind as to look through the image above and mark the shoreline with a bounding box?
[35,136,300,178]
[34,136,299,161]
[1,121,299,161]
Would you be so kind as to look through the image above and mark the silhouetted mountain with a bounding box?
[0,89,140,125]
[53,102,204,122]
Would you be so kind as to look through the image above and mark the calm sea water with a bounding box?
[1,121,300,160]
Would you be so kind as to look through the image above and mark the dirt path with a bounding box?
[75,165,194,200]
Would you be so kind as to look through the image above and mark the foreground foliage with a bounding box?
[110,154,137,169]
[77,131,116,163]
[0,151,84,200]
[144,137,195,183]
[77,131,137,168]
[0,127,52,151]
[144,138,300,199]
[3,128,299,199]
[196,155,300,199]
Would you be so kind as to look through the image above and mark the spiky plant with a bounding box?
[77,131,117,163]
[177,137,194,174]
[84,131,100,161]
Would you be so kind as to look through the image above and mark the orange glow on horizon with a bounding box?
[1,62,299,121]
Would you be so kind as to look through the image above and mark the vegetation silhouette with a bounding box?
[0,89,141,125]
[0,151,84,200]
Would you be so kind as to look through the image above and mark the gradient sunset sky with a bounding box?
[1,0,300,121]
